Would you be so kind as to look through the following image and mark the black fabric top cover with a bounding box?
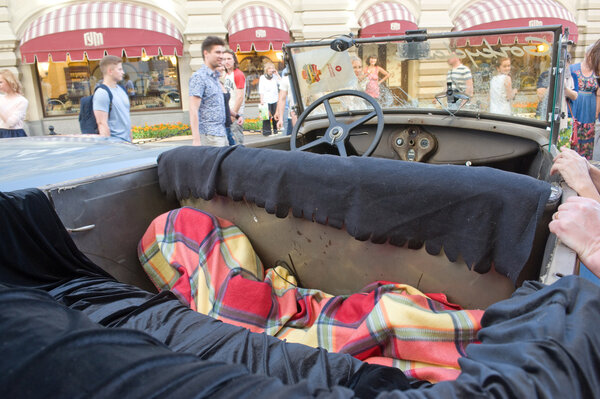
[157,146,552,283]
[0,189,111,290]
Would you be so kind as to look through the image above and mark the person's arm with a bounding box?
[588,164,600,194]
[275,89,288,129]
[565,87,578,101]
[570,68,579,95]
[94,110,110,137]
[465,78,474,97]
[188,96,202,146]
[377,67,390,84]
[551,147,600,201]
[549,196,600,277]
[505,76,517,100]
[258,76,266,105]
[92,88,112,137]
[536,87,548,101]
[231,71,245,124]
[0,97,27,127]
[596,90,600,120]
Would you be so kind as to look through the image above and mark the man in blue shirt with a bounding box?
[93,55,131,142]
[189,36,227,146]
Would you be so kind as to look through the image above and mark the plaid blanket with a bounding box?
[138,207,484,383]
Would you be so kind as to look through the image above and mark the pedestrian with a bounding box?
[489,57,517,116]
[446,52,473,108]
[93,55,131,142]
[351,56,367,91]
[122,74,136,97]
[363,55,389,99]
[223,49,245,144]
[258,62,280,136]
[189,36,227,146]
[217,65,234,145]
[275,69,296,135]
[570,44,599,159]
[0,69,28,138]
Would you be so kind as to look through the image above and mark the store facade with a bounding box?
[0,0,590,135]
[21,2,184,118]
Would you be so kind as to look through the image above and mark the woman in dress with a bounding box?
[0,69,28,138]
[363,55,389,99]
[570,45,599,159]
[258,62,280,136]
[489,57,517,115]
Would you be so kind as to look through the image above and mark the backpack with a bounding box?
[78,84,114,134]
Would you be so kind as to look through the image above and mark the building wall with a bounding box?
[0,0,596,135]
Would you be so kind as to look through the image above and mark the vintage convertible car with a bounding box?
[0,25,595,398]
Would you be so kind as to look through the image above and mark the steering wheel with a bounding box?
[290,90,384,157]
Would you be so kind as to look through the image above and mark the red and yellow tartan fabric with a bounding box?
[138,207,484,383]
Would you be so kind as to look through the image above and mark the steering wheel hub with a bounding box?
[329,126,345,140]
[290,89,384,157]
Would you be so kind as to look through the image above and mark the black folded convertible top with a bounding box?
[157,146,552,283]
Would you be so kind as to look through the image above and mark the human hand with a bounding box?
[551,148,597,197]
[237,116,244,125]
[277,119,283,130]
[549,196,600,276]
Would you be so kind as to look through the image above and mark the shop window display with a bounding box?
[237,50,284,103]
[37,55,182,117]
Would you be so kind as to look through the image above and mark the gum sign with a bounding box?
[429,36,551,68]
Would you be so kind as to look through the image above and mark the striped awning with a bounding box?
[19,2,183,63]
[358,2,418,38]
[227,5,290,52]
[453,0,578,45]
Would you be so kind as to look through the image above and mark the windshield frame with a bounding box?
[283,25,566,142]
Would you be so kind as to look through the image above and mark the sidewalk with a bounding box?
[135,130,286,147]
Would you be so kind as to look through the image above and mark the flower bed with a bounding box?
[243,118,261,131]
[132,122,190,140]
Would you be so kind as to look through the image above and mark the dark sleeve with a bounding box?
[0,286,357,399]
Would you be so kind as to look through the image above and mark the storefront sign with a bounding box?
[255,29,267,38]
[428,37,551,67]
[390,22,401,31]
[83,32,104,47]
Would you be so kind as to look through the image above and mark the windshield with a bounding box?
[285,26,564,126]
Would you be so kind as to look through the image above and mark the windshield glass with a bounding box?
[286,27,562,123]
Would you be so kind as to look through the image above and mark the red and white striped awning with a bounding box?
[19,2,183,63]
[227,5,290,52]
[453,0,578,45]
[358,2,418,38]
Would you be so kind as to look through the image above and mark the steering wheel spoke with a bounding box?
[297,136,328,151]
[323,99,337,125]
[290,89,384,157]
[347,111,377,131]
[336,141,348,157]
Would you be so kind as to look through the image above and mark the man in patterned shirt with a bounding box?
[189,36,227,146]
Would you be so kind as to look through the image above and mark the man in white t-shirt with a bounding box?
[223,49,245,144]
